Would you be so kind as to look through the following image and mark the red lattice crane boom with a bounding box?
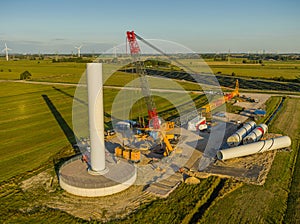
[126,31,140,54]
[126,31,159,129]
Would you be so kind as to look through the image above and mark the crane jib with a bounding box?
[126,31,140,55]
[126,31,159,128]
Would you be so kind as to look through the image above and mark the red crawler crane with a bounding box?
[126,31,160,129]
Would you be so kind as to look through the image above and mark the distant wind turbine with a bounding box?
[2,43,12,61]
[75,46,82,57]
[113,46,117,58]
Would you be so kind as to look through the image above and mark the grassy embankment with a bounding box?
[110,177,222,224]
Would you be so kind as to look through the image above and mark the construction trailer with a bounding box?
[187,116,207,131]
[201,79,240,115]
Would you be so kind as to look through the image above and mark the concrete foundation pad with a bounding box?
[59,156,136,197]
[88,167,109,176]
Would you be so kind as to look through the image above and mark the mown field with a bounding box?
[0,59,86,83]
[1,57,300,83]
[209,62,300,80]
[182,58,300,79]
[0,82,76,182]
[156,57,300,79]
[0,58,204,91]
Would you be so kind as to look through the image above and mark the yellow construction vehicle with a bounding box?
[201,79,239,114]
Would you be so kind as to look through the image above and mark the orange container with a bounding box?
[123,149,131,160]
[130,150,141,162]
[115,146,123,157]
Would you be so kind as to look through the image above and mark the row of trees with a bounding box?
[52,57,92,63]
[242,59,264,64]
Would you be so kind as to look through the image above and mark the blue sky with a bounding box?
[1,0,300,53]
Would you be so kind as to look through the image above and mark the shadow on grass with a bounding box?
[42,94,77,146]
[42,94,80,175]
[52,86,114,129]
[52,86,88,106]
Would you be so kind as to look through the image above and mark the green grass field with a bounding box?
[0,82,76,182]
[113,177,221,224]
[211,65,299,79]
[209,63,300,80]
[177,58,300,79]
[0,58,86,83]
[0,58,204,92]
[1,58,300,85]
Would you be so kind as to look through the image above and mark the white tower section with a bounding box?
[86,63,107,174]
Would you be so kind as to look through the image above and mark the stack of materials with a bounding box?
[227,121,256,147]
[243,124,268,145]
[218,136,291,160]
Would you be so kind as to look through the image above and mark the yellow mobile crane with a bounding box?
[201,79,239,114]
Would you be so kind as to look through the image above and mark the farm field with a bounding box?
[0,58,86,83]
[207,59,300,80]
[1,58,300,83]
[0,58,205,91]
[157,58,300,79]
[0,82,76,182]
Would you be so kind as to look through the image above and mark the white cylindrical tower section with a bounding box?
[86,63,107,173]
[227,121,256,147]
[218,136,291,160]
[243,124,268,145]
